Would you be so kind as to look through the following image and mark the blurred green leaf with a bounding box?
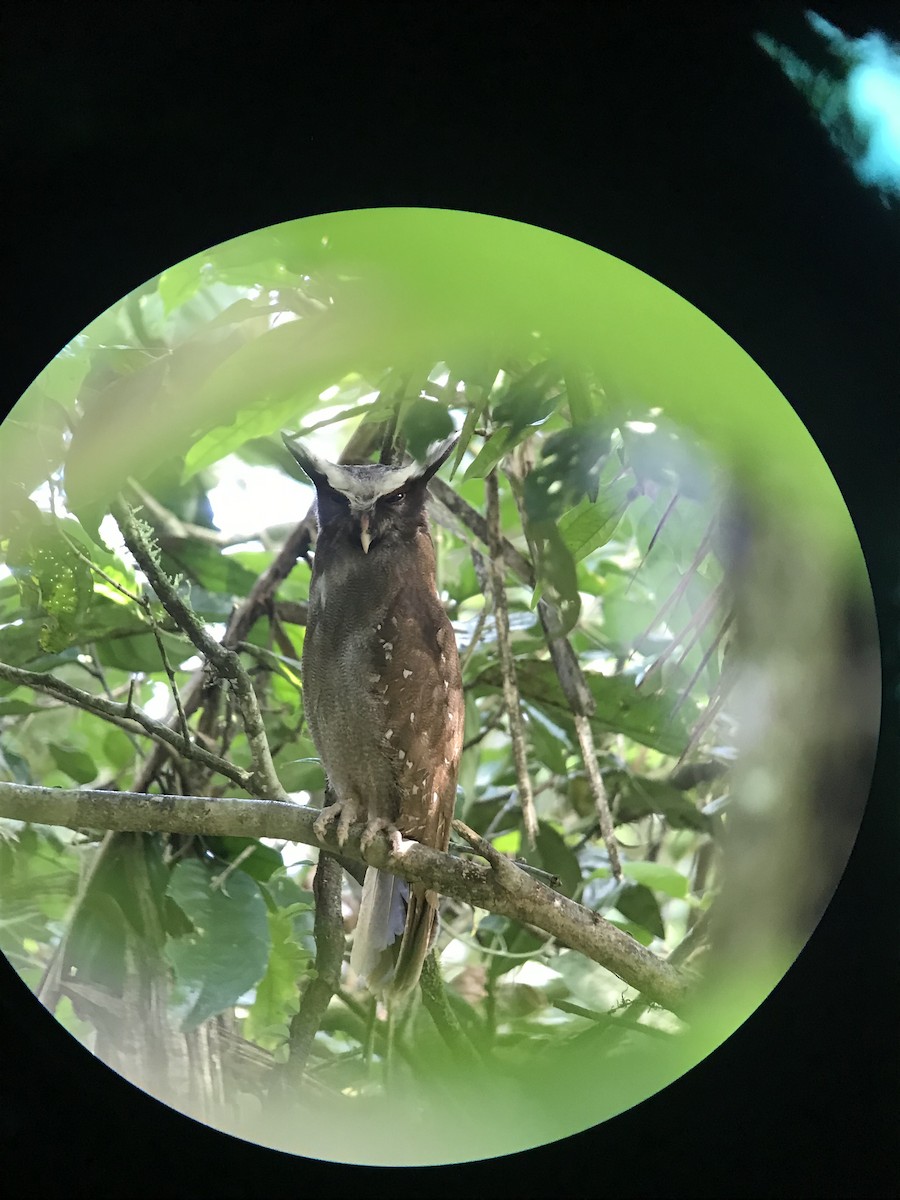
[48,743,97,785]
[159,541,260,596]
[622,860,689,899]
[166,859,270,1031]
[207,837,284,883]
[616,882,664,939]
[608,771,711,833]
[529,821,581,897]
[244,905,312,1053]
[463,428,514,479]
[475,660,692,757]
[399,397,455,461]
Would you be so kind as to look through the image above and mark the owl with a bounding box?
[282,432,464,998]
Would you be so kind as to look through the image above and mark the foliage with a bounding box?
[0,229,735,1103]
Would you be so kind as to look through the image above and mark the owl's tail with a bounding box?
[350,867,437,998]
[391,882,438,998]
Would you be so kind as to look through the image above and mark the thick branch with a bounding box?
[286,853,344,1080]
[0,781,692,1015]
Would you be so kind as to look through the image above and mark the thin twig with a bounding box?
[458,604,491,677]
[485,471,537,849]
[0,659,251,790]
[113,501,288,802]
[573,713,622,882]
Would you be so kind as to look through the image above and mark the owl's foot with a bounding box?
[314,796,362,848]
[360,818,403,858]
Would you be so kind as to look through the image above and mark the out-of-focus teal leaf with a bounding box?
[166,859,270,1031]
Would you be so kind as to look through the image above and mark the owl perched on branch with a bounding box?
[282,433,463,998]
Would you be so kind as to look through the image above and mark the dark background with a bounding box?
[1,2,897,1196]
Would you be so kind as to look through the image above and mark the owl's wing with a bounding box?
[365,587,463,997]
[372,590,463,847]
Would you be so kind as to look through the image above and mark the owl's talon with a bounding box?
[360,818,401,857]
[314,798,361,848]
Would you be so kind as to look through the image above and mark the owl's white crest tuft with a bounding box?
[282,433,458,509]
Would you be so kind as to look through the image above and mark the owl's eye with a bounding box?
[383,491,405,504]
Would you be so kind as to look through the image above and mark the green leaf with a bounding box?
[0,395,68,524]
[0,698,46,716]
[554,948,620,1009]
[34,346,92,407]
[615,882,664,939]
[607,918,655,947]
[64,331,246,537]
[243,906,311,1053]
[562,363,595,428]
[474,660,692,757]
[159,541,259,596]
[0,740,32,783]
[165,859,270,1031]
[530,820,581,897]
[463,427,514,479]
[558,478,630,564]
[5,511,95,653]
[275,739,325,793]
[48,743,97,785]
[608,771,711,833]
[522,420,613,523]
[476,916,547,982]
[492,359,562,433]
[526,521,581,634]
[103,728,136,771]
[523,704,569,775]
[95,629,192,674]
[399,397,454,462]
[449,384,492,479]
[207,837,284,883]
[622,860,689,899]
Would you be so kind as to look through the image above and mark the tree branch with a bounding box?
[113,501,288,802]
[285,853,345,1080]
[0,780,692,1015]
[0,659,252,792]
[484,471,537,848]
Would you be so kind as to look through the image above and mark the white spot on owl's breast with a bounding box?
[398,749,405,760]
[402,669,412,679]
[368,674,381,684]
[383,642,393,652]
[384,729,393,741]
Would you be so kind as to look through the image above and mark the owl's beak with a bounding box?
[359,512,372,554]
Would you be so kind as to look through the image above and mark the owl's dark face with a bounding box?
[282,434,457,556]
